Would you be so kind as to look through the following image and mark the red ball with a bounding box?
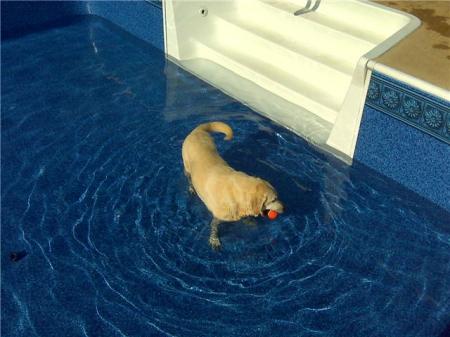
[267,210,278,220]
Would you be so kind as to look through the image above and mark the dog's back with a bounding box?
[183,122,246,219]
[182,122,233,175]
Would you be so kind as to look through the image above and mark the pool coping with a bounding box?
[368,61,450,101]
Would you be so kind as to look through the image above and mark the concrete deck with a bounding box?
[375,1,450,91]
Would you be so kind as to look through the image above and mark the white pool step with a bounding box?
[164,0,420,158]
[212,16,351,101]
[256,1,381,43]
[214,13,356,78]
[234,0,376,67]
[253,0,405,44]
[217,12,358,75]
[193,39,340,123]
[176,57,334,145]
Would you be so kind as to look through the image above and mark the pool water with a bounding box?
[2,17,449,337]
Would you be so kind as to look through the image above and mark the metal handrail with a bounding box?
[294,0,321,15]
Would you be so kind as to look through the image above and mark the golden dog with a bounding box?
[182,122,284,249]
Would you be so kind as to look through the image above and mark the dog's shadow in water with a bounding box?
[219,130,320,218]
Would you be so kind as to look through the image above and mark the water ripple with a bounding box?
[1,16,450,337]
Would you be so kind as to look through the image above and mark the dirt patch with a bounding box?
[433,43,450,50]
[375,1,450,89]
[406,8,450,37]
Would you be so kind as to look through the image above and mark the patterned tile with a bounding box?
[366,72,450,145]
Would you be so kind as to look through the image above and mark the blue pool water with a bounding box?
[2,17,450,337]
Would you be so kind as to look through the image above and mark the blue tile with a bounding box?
[356,72,450,210]
[1,1,165,52]
[1,1,88,40]
[355,105,450,211]
[88,1,164,51]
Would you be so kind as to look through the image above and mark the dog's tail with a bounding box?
[194,122,233,141]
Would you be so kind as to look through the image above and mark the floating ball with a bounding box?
[267,210,278,220]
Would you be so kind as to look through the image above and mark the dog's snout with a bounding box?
[266,199,284,214]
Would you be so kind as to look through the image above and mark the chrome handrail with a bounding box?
[294,0,321,15]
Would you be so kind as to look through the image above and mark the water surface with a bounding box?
[2,17,450,337]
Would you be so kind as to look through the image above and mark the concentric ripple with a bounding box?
[2,17,450,337]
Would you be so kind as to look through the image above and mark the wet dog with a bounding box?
[182,122,284,249]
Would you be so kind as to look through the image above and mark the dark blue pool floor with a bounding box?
[2,17,450,337]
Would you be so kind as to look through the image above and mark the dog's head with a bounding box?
[253,180,284,217]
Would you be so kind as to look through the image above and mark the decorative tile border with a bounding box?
[366,71,450,145]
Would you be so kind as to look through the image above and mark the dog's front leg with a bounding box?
[209,218,221,250]
[242,217,257,226]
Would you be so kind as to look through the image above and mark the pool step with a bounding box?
[178,57,334,144]
[233,0,377,69]
[213,14,353,78]
[252,0,404,44]
[180,0,387,125]
[193,39,339,123]
[215,16,350,100]
[165,0,420,158]
[218,11,357,75]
